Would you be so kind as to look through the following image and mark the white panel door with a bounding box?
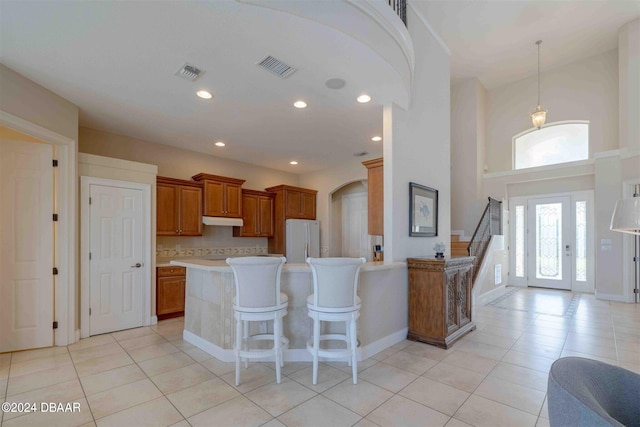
[90,184,144,335]
[527,196,572,290]
[0,139,54,352]
[342,193,369,259]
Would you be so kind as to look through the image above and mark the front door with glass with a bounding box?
[510,192,592,292]
[528,197,571,290]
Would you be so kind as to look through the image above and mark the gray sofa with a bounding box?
[548,357,640,426]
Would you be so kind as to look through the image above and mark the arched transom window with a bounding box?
[513,121,589,170]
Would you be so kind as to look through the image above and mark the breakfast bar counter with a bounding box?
[170,259,408,362]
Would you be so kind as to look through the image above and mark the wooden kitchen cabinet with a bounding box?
[233,189,274,237]
[265,185,318,255]
[266,185,317,220]
[157,176,203,236]
[192,173,245,218]
[156,266,186,320]
[362,157,383,236]
[284,189,316,219]
[407,257,475,349]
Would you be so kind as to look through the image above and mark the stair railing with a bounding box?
[467,197,502,282]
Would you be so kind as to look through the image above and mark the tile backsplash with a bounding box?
[156,225,269,259]
[156,246,269,258]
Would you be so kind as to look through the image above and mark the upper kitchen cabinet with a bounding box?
[157,176,203,236]
[265,185,317,255]
[362,158,383,236]
[266,185,317,220]
[233,189,274,237]
[192,173,245,218]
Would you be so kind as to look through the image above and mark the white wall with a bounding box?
[384,5,451,262]
[594,154,625,300]
[0,64,79,141]
[472,235,508,304]
[457,25,638,302]
[299,159,369,257]
[80,126,302,252]
[79,127,298,190]
[618,19,640,153]
[486,50,619,172]
[451,78,487,237]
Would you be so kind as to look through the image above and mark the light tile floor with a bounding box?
[1,287,638,427]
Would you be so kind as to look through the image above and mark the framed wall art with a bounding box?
[409,182,438,237]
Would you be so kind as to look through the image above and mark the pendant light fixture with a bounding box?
[531,40,547,129]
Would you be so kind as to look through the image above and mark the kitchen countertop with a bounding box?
[169,258,406,273]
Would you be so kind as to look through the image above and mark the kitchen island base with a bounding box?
[171,259,409,362]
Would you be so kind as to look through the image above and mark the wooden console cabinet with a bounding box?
[157,176,203,236]
[156,266,186,320]
[407,256,475,348]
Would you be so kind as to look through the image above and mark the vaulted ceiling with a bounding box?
[1,1,637,173]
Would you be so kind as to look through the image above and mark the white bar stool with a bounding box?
[227,256,288,385]
[306,257,366,385]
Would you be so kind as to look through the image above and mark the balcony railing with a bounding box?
[388,0,406,26]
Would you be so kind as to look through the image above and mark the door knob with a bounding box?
[131,263,143,268]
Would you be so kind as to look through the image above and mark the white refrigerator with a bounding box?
[285,219,320,263]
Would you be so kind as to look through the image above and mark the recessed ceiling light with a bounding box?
[214,141,225,147]
[197,90,213,99]
[357,94,371,103]
[290,161,298,165]
[371,136,382,142]
[293,101,307,109]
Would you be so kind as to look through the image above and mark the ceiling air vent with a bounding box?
[256,55,297,79]
[175,63,205,81]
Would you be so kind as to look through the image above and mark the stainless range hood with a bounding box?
[202,216,243,227]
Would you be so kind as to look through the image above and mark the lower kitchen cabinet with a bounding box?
[407,256,475,349]
[156,266,186,320]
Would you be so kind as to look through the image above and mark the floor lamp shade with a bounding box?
[610,197,640,235]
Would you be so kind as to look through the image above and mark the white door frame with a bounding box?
[621,179,640,302]
[80,176,152,338]
[0,110,76,346]
[509,190,595,293]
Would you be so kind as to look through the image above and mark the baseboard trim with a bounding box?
[474,285,507,306]
[360,328,409,360]
[183,327,409,363]
[151,315,158,325]
[595,292,634,303]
